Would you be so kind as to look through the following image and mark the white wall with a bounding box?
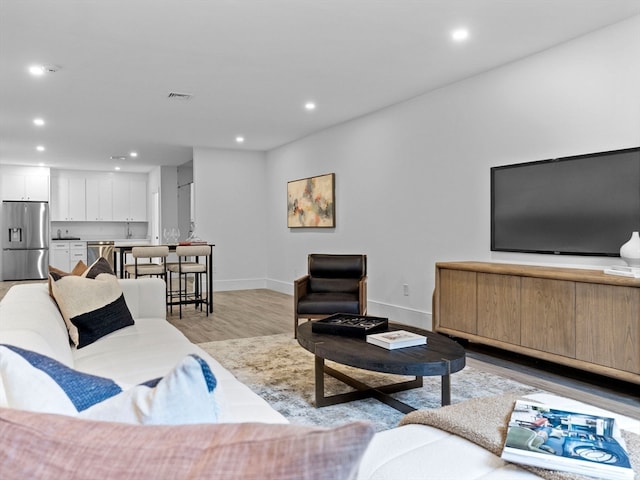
[195,16,640,329]
[264,16,640,329]
[192,148,268,290]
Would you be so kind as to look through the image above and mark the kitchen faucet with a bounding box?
[126,222,132,239]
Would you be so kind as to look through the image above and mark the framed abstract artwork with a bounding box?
[287,173,335,228]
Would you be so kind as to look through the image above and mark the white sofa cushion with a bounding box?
[0,283,73,366]
[72,317,288,424]
[358,424,541,480]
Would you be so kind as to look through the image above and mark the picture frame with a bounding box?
[287,173,335,228]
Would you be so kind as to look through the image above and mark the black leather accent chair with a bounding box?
[293,254,367,338]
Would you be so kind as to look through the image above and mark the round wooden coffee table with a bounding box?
[296,321,466,413]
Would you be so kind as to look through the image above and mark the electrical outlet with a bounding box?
[403,284,409,296]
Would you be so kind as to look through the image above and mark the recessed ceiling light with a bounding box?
[304,102,316,111]
[129,151,138,157]
[115,166,121,171]
[36,145,45,152]
[33,118,45,126]
[110,155,127,161]
[29,65,46,76]
[235,136,245,143]
[28,64,59,76]
[451,28,469,42]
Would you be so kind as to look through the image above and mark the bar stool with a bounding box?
[124,246,169,279]
[167,245,210,318]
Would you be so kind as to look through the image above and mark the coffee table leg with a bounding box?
[314,355,325,406]
[441,359,451,406]
[441,374,451,405]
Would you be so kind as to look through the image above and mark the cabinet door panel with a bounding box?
[50,177,67,221]
[477,273,520,344]
[129,179,147,221]
[50,242,70,271]
[1,174,24,200]
[438,269,476,334]
[521,277,575,357]
[25,175,49,201]
[576,283,640,374]
[112,179,129,221]
[67,177,86,221]
[86,178,113,221]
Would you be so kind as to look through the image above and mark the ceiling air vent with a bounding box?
[167,92,193,101]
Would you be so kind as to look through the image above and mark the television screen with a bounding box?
[491,147,640,256]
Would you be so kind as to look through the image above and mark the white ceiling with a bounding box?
[1,1,639,173]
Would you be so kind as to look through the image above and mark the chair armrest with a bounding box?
[294,275,311,303]
[358,276,367,315]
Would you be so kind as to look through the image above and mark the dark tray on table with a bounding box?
[311,313,389,337]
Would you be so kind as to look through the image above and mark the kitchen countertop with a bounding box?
[113,240,152,247]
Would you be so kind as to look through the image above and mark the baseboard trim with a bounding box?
[215,279,432,329]
[367,300,432,331]
[214,278,268,291]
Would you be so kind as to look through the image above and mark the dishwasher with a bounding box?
[87,241,115,271]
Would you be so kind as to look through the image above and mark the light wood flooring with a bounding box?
[1,281,638,418]
[166,288,294,341]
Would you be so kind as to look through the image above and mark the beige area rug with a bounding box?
[198,334,542,432]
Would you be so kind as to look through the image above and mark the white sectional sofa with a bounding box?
[1,279,636,479]
[0,279,286,424]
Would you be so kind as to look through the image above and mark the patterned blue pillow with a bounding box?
[0,344,219,424]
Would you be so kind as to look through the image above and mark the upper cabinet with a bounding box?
[86,177,113,221]
[51,176,86,221]
[112,176,147,221]
[49,170,147,223]
[0,166,50,201]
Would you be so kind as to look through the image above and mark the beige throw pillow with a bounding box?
[49,258,134,348]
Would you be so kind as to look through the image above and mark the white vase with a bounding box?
[620,231,640,267]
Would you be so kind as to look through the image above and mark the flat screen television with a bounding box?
[491,147,640,257]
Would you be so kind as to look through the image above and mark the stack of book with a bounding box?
[366,330,427,350]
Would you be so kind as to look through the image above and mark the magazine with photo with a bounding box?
[366,330,426,350]
[501,399,633,480]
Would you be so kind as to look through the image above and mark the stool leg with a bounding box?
[179,271,184,319]
[195,272,201,312]
[204,269,209,317]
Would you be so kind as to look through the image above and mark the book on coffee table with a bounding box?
[366,330,427,350]
[501,399,633,480]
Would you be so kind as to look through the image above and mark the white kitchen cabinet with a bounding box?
[86,177,113,221]
[50,241,87,271]
[69,241,88,267]
[1,173,49,201]
[51,176,86,221]
[50,242,71,271]
[112,177,147,221]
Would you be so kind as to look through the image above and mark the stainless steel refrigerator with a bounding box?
[2,201,50,280]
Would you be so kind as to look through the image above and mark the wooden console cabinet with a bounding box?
[434,262,640,384]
